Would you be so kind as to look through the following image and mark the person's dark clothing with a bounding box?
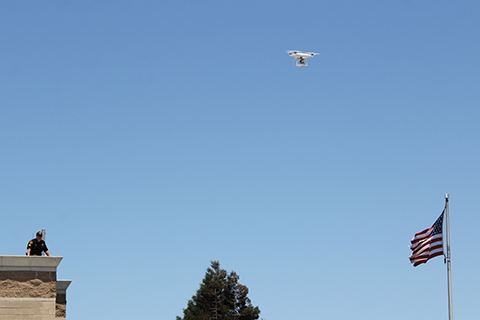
[27,238,48,256]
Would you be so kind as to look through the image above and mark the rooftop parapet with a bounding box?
[0,255,63,271]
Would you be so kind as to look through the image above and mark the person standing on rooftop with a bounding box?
[26,231,51,256]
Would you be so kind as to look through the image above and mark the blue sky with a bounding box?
[1,1,480,319]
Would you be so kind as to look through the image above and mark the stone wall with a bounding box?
[56,302,66,318]
[0,271,56,298]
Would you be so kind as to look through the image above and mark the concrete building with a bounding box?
[0,256,71,320]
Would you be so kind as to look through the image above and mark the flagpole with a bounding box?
[445,193,453,320]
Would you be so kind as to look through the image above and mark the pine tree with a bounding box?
[177,261,261,320]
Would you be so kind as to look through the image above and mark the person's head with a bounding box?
[36,231,42,241]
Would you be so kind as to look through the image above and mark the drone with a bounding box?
[286,50,319,67]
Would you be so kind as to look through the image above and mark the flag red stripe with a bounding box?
[410,233,442,250]
[410,227,433,245]
[410,235,442,255]
[411,251,444,266]
[410,247,443,261]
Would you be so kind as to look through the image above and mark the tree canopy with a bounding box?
[176,261,261,320]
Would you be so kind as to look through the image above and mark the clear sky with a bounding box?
[1,1,479,319]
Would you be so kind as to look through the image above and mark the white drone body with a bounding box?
[286,50,319,67]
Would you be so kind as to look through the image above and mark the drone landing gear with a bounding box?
[293,57,308,67]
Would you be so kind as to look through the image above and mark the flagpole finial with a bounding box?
[445,193,449,199]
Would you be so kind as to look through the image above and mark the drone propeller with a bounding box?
[286,50,320,56]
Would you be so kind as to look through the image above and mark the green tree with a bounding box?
[177,261,261,320]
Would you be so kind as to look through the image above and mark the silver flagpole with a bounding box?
[445,193,453,320]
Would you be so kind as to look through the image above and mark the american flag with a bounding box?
[409,211,444,267]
